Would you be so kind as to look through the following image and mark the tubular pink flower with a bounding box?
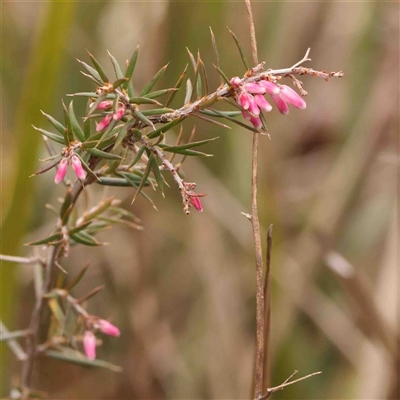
[96,100,113,110]
[230,76,242,87]
[96,114,113,132]
[258,80,280,95]
[271,94,289,115]
[113,104,126,121]
[254,94,272,112]
[238,91,251,110]
[242,111,252,121]
[97,320,120,337]
[83,331,96,360]
[71,156,87,181]
[190,196,203,212]
[250,116,262,129]
[248,95,260,116]
[244,82,266,94]
[54,158,68,184]
[278,85,306,109]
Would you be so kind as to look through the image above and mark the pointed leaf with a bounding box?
[143,88,178,100]
[147,118,182,139]
[159,137,218,150]
[184,79,193,105]
[228,28,249,70]
[133,110,155,129]
[77,59,103,83]
[150,154,164,196]
[0,330,28,342]
[70,231,102,246]
[45,349,122,372]
[131,155,153,202]
[87,51,109,82]
[69,101,86,142]
[32,126,65,145]
[40,111,66,135]
[87,147,122,160]
[140,108,173,116]
[108,50,124,79]
[159,146,212,157]
[209,27,222,83]
[200,109,241,118]
[27,233,62,246]
[97,177,136,187]
[123,44,139,88]
[139,63,169,96]
[129,97,162,105]
[126,145,146,169]
[31,156,62,177]
[112,77,128,90]
[65,263,89,292]
[165,64,188,107]
[213,64,230,85]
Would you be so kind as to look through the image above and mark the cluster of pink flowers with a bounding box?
[54,155,87,184]
[96,101,126,132]
[83,319,120,360]
[230,77,306,128]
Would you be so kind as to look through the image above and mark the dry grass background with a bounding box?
[1,1,399,399]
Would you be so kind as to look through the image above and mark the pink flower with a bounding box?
[238,91,252,110]
[250,116,262,129]
[113,103,126,121]
[278,85,306,109]
[54,158,68,184]
[258,80,280,95]
[271,93,289,115]
[190,196,203,212]
[96,114,113,132]
[230,76,242,87]
[97,320,120,337]
[244,82,266,94]
[71,156,87,181]
[96,100,113,110]
[254,94,272,112]
[83,331,96,360]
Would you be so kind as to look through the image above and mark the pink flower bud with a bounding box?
[278,85,306,109]
[83,331,96,360]
[248,96,260,116]
[250,116,262,129]
[190,196,203,212]
[54,158,68,184]
[254,94,272,112]
[238,91,251,110]
[96,114,113,132]
[97,320,120,337]
[71,156,87,181]
[230,77,242,87]
[244,82,266,94]
[271,94,289,115]
[258,80,280,95]
[242,111,252,121]
[113,104,126,121]
[96,100,113,110]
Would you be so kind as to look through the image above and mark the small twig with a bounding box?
[290,47,311,70]
[0,320,28,361]
[263,225,273,389]
[259,371,322,400]
[0,254,45,265]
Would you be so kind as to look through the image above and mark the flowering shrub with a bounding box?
[1,21,342,399]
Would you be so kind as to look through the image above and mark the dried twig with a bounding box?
[259,370,322,400]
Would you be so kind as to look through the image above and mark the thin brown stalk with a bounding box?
[244,0,265,398]
[263,225,273,390]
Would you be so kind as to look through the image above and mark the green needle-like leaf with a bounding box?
[139,63,169,96]
[147,118,182,139]
[209,27,222,83]
[129,97,162,105]
[140,108,173,116]
[70,231,101,246]
[40,111,66,135]
[87,147,122,160]
[68,101,86,142]
[87,51,109,82]
[77,59,103,83]
[108,50,124,79]
[227,27,249,71]
[213,64,231,85]
[123,44,139,89]
[133,110,155,129]
[165,64,187,107]
[126,145,146,169]
[150,155,164,196]
[32,126,65,145]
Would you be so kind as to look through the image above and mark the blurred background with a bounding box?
[1,1,399,399]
